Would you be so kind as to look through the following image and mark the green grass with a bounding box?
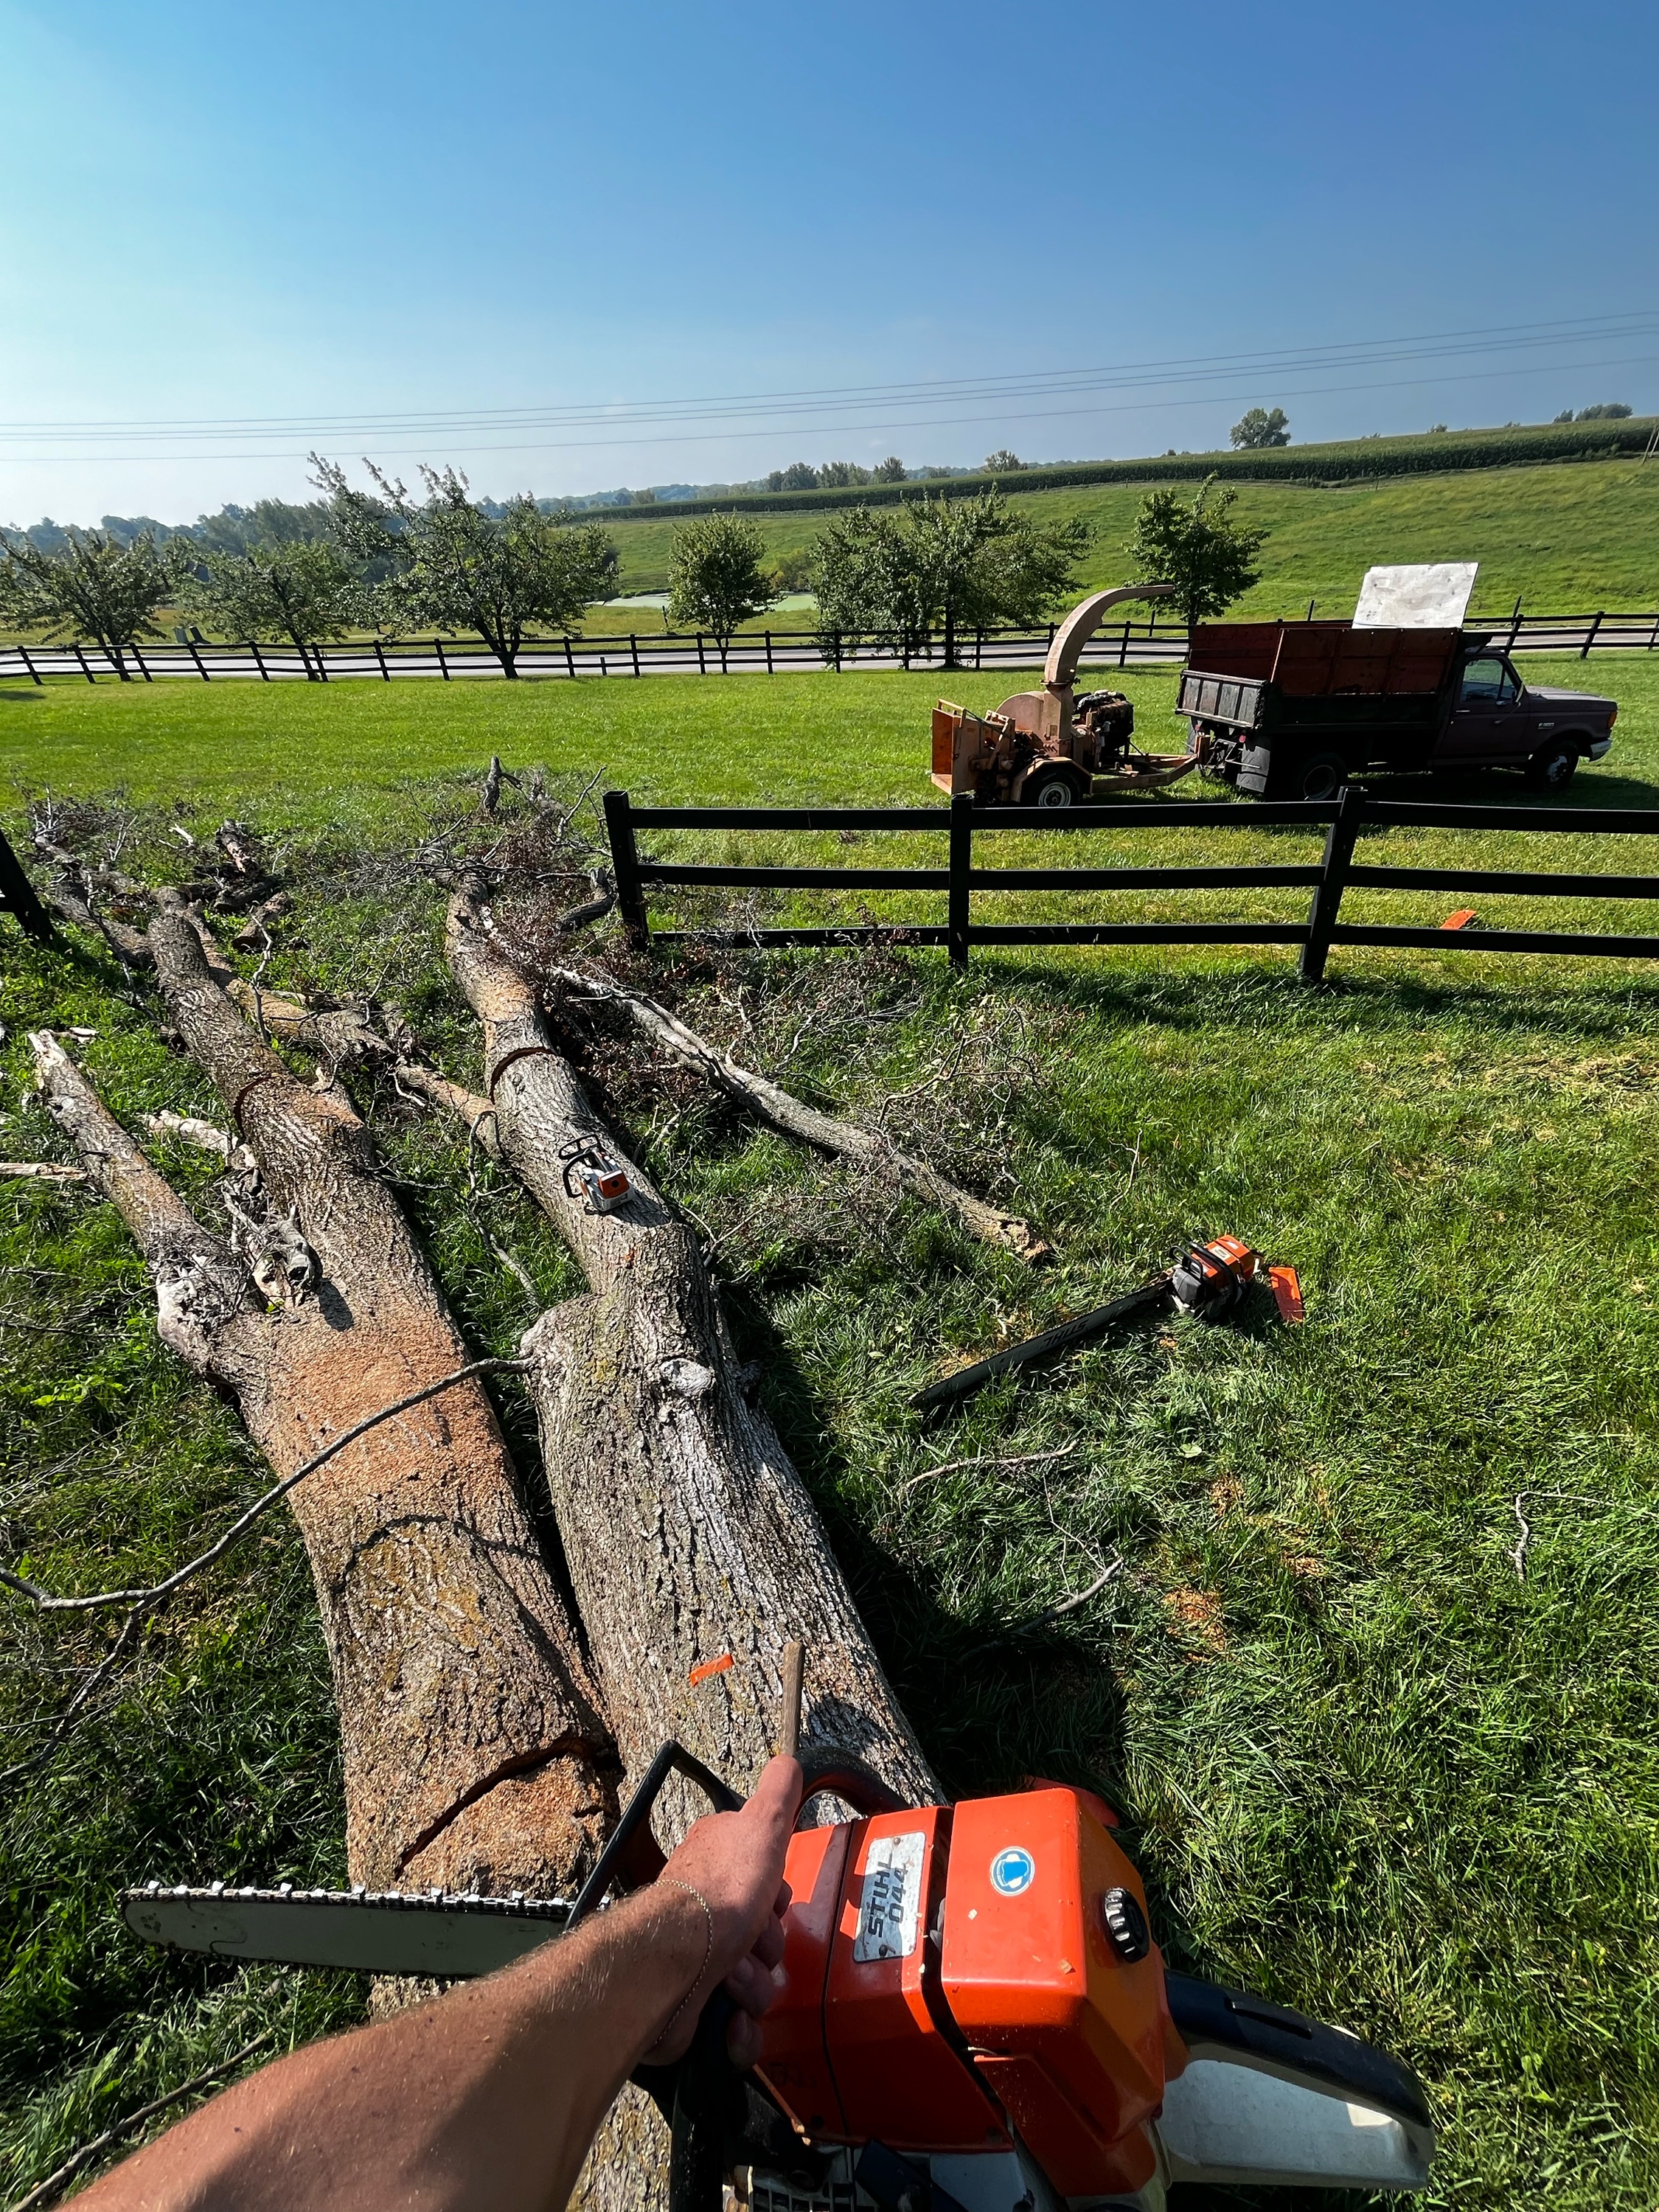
[4,665,1659,2208]
[596,457,1659,619]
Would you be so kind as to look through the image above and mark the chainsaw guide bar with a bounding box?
[123,1882,573,1978]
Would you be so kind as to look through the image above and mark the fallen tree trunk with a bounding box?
[31,921,615,1905]
[541,959,1050,1260]
[447,882,939,1826]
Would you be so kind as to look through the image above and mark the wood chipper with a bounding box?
[930,585,1197,809]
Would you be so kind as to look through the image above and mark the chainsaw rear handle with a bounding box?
[1165,1973,1434,2134]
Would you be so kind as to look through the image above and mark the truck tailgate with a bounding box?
[1178,669,1266,731]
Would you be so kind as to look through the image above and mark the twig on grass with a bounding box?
[899,1444,1079,1497]
[0,1163,88,1183]
[5,2036,271,2212]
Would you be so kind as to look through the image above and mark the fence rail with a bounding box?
[4,607,1658,686]
[602,787,1659,980]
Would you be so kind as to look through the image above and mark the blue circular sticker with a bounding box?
[990,1846,1035,1896]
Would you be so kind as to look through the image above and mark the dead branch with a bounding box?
[4,2036,271,2212]
[142,1110,237,1158]
[0,1162,88,1183]
[225,979,394,1065]
[389,1062,502,1159]
[540,959,1051,1260]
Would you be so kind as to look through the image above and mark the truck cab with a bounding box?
[1437,649,1616,787]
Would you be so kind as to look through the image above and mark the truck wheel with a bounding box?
[1296,754,1349,801]
[1023,765,1085,810]
[1524,739,1579,790]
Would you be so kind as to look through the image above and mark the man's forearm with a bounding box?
[78,1882,712,2212]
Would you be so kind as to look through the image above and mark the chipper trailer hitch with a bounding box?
[913,1237,1304,1415]
[125,1638,1427,2212]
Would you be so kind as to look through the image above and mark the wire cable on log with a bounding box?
[0,1357,530,1785]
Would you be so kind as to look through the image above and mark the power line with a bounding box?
[2,349,1653,469]
[0,312,1652,456]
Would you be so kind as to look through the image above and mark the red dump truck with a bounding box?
[1180,621,1617,800]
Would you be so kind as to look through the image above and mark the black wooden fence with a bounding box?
[602,787,1659,981]
[0,827,55,942]
[4,606,1658,685]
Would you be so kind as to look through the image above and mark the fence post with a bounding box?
[316,642,330,682]
[696,633,706,675]
[1649,608,1659,652]
[186,637,209,681]
[564,636,576,679]
[0,825,55,943]
[630,632,641,678]
[604,790,650,948]
[1119,622,1130,668]
[1581,611,1604,660]
[947,792,973,971]
[73,644,95,685]
[1507,596,1523,653]
[250,639,268,682]
[1298,783,1367,985]
[975,628,983,670]
[436,639,450,681]
[131,642,152,682]
[375,638,389,682]
[765,630,773,673]
[18,644,41,686]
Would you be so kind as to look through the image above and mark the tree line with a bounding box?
[0,458,1268,679]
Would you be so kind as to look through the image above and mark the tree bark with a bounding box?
[445,886,939,1836]
[540,959,1049,1260]
[38,922,616,1904]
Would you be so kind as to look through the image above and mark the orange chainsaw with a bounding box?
[126,1739,1432,2212]
[914,1236,1306,1415]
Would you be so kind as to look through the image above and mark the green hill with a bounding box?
[608,454,1659,620]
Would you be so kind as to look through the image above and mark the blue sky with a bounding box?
[2,0,1655,525]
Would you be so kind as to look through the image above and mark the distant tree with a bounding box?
[1124,475,1267,629]
[667,512,773,665]
[1576,402,1633,421]
[312,457,619,677]
[872,456,907,483]
[1552,409,1575,424]
[1229,406,1290,450]
[811,490,1089,669]
[1427,423,1448,434]
[0,526,185,678]
[815,461,872,489]
[625,487,658,506]
[767,546,816,596]
[187,540,365,679]
[983,450,1025,473]
[191,498,336,556]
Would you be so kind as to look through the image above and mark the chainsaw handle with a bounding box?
[796,1753,906,1822]
[566,1742,742,1929]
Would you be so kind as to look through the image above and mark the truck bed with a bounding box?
[1186,620,1475,699]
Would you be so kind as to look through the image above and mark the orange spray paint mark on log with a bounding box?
[689,1653,734,1687]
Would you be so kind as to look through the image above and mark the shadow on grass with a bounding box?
[978,949,1659,1037]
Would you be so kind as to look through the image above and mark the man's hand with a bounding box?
[648,1754,804,2066]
